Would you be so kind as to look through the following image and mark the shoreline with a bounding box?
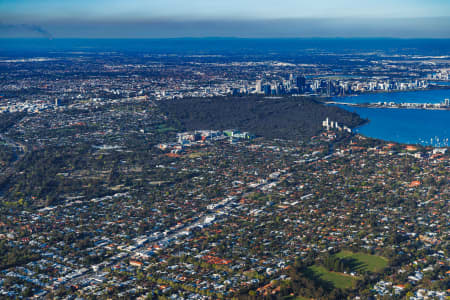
[325,101,450,111]
[329,85,450,98]
[323,89,449,147]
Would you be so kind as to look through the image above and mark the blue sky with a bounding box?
[0,0,449,37]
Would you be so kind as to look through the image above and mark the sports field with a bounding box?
[334,251,388,273]
[308,265,356,289]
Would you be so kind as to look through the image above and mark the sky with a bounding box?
[0,0,449,38]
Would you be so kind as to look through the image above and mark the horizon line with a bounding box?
[2,36,450,40]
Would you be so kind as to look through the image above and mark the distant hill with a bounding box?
[159,96,365,140]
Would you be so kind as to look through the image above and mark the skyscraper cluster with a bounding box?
[255,74,307,96]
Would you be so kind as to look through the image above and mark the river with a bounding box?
[332,89,450,146]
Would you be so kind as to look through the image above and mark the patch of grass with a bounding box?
[187,152,211,158]
[155,124,176,133]
[334,251,388,273]
[308,265,356,289]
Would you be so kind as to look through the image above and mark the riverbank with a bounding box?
[326,101,450,111]
[326,88,450,146]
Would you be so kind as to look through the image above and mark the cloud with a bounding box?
[0,17,449,38]
[36,17,450,38]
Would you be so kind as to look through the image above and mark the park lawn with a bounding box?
[308,265,356,290]
[334,251,388,273]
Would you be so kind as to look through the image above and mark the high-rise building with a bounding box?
[296,75,306,92]
[255,80,262,93]
[263,84,271,96]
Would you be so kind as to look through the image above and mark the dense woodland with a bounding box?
[159,96,365,140]
[0,112,26,132]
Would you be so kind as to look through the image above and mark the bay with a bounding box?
[334,89,450,146]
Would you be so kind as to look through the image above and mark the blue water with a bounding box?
[335,89,450,146]
[333,89,450,104]
[1,38,450,56]
[346,107,449,146]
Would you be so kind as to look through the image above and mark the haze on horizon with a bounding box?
[0,0,449,38]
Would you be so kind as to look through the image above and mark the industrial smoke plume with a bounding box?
[0,23,54,39]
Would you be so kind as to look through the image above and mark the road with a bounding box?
[63,142,339,289]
